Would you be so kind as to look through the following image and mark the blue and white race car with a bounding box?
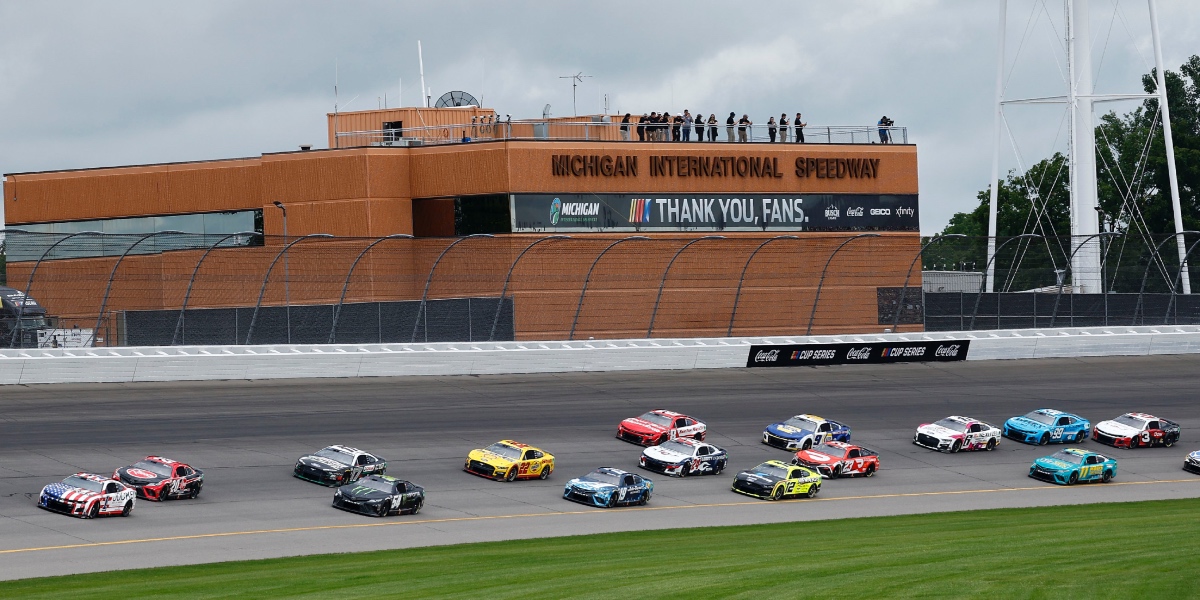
[563,467,653,508]
[1184,450,1200,475]
[1003,409,1091,445]
[762,414,851,451]
[1029,448,1116,485]
[639,438,728,477]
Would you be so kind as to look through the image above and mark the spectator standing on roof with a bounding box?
[670,113,681,142]
[767,117,777,143]
[794,113,806,143]
[682,110,693,142]
[695,111,705,141]
[726,112,736,142]
[708,114,718,141]
[637,114,647,141]
[878,115,893,143]
[737,114,751,142]
[778,113,789,142]
[648,113,658,141]
[620,113,631,141]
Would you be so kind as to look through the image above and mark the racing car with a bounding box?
[113,456,204,501]
[792,441,879,478]
[1184,451,1200,475]
[616,410,706,446]
[762,414,851,451]
[332,474,425,517]
[731,460,821,500]
[639,438,728,477]
[1028,448,1117,485]
[464,440,554,481]
[1092,413,1180,449]
[293,445,387,486]
[563,467,653,508]
[914,415,1000,452]
[1003,409,1091,445]
[38,473,136,518]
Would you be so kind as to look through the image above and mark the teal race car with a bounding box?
[1029,448,1116,485]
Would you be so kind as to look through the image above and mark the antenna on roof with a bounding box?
[558,72,592,116]
[418,41,429,108]
[543,104,552,119]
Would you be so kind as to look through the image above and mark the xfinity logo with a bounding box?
[870,208,891,216]
[845,207,864,217]
[896,207,915,217]
[935,344,962,357]
[824,206,840,219]
[754,350,780,363]
[845,347,872,360]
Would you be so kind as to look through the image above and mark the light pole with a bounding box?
[272,201,291,344]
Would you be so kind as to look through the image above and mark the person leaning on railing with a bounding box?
[637,114,647,141]
[621,113,631,141]
[726,112,736,142]
[737,114,751,142]
[695,112,705,141]
[708,114,718,141]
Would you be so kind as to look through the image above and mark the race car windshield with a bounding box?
[1022,411,1058,425]
[752,463,790,478]
[62,476,105,492]
[638,412,672,426]
[1049,451,1085,465]
[932,418,969,433]
[783,417,819,431]
[131,461,172,476]
[483,443,522,460]
[314,448,354,464]
[581,470,621,485]
[353,479,394,493]
[811,445,846,458]
[656,441,695,455]
[1113,415,1148,428]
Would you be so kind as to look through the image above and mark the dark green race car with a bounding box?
[332,474,424,517]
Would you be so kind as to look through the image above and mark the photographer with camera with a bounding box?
[878,115,894,144]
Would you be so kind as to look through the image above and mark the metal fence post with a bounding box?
[244,234,333,345]
[727,235,798,337]
[647,236,723,338]
[410,234,494,343]
[1164,237,1200,325]
[9,230,104,347]
[892,234,966,332]
[328,234,413,344]
[94,231,185,343]
[172,231,261,345]
[806,234,879,335]
[569,236,649,341]
[488,235,569,342]
[968,234,1040,331]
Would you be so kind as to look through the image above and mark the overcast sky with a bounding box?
[2,0,1197,233]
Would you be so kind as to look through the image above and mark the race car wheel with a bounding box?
[1039,433,1050,446]
[694,432,705,441]
[679,465,689,478]
[376,503,389,517]
[189,483,202,499]
[121,501,133,517]
[770,485,784,501]
[657,434,669,445]
[830,465,842,480]
[986,438,997,451]
[539,466,552,480]
[807,484,820,498]
[1075,431,1087,443]
[411,499,423,514]
[864,464,876,477]
[713,461,725,475]
[605,494,617,508]
[802,439,813,451]
[950,440,962,453]
[639,491,650,506]
[1067,472,1078,485]
[1164,436,1176,448]
[1102,470,1113,483]
[505,467,518,482]
[86,502,100,519]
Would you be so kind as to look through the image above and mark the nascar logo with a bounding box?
[628,198,653,223]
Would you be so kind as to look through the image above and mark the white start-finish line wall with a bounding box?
[2,326,1200,385]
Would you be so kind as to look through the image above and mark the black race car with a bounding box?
[332,475,425,517]
[294,445,387,486]
[113,456,204,501]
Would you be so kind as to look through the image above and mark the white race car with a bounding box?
[38,472,137,518]
[639,438,728,477]
[914,416,1000,453]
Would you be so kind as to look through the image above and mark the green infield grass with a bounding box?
[4,498,1199,598]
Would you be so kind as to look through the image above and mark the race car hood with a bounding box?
[766,423,813,439]
[41,482,96,501]
[1033,457,1076,472]
[794,449,841,465]
[917,424,964,440]
[468,449,516,468]
[337,485,390,502]
[643,446,690,464]
[1006,416,1050,431]
[734,470,783,486]
[1095,420,1140,437]
[565,479,617,493]
[620,418,667,434]
[1187,451,1200,462]
[115,467,167,484]
[298,456,350,471]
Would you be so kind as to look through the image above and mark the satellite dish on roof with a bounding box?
[543,104,552,119]
[434,91,479,108]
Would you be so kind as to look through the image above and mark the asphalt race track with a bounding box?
[2,354,1200,580]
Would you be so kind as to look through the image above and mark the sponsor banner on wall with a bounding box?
[746,340,969,367]
[510,193,918,232]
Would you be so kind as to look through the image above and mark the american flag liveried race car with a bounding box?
[563,467,653,508]
[639,438,728,477]
[1003,409,1091,446]
[332,474,425,517]
[464,440,554,481]
[762,414,851,451]
[1092,413,1180,449]
[114,456,204,501]
[39,473,136,518]
[293,445,387,486]
[792,441,879,478]
[616,410,706,446]
[914,416,1000,452]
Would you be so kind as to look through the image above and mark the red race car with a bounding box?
[792,441,879,478]
[113,456,204,501]
[617,410,706,446]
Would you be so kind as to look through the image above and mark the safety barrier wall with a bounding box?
[2,325,1199,385]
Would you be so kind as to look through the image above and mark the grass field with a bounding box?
[5,498,1199,599]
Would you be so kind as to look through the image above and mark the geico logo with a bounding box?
[935,344,961,357]
[870,208,891,216]
[896,207,915,217]
[845,207,864,217]
[755,349,780,362]
[845,347,872,360]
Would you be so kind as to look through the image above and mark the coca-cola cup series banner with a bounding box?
[746,340,970,367]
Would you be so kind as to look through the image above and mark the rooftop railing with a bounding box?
[333,120,908,148]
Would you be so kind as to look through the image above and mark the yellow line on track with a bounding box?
[3,478,1197,556]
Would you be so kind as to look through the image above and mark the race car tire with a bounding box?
[694,432,705,441]
[1039,433,1050,446]
[1067,472,1078,485]
[657,434,669,445]
[505,467,518,482]
[1075,431,1087,443]
[770,485,784,501]
[343,470,354,484]
[1126,438,1138,449]
[807,484,820,498]
[830,465,842,479]
[1164,436,1176,448]
[802,439,813,451]
[539,466,552,480]
[950,440,962,453]
[189,483,202,499]
[121,501,133,517]
[376,503,389,517]
[713,460,725,475]
[986,438,997,451]
[605,494,617,508]
[411,499,423,514]
[1102,470,1113,483]
[679,464,690,478]
[639,491,650,506]
[865,463,876,477]
[86,502,100,519]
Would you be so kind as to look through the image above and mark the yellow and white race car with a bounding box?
[464,440,554,482]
